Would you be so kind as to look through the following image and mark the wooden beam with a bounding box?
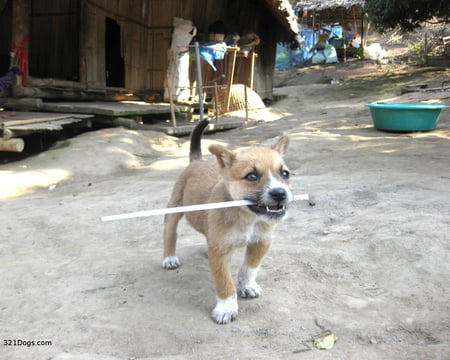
[1,98,43,111]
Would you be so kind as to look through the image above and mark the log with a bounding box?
[1,97,43,111]
[0,138,25,152]
[11,83,144,101]
[2,128,36,140]
[12,84,102,100]
[26,77,88,89]
[401,85,450,94]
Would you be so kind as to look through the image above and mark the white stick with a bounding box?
[101,194,310,222]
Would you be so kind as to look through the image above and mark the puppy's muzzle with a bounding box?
[247,187,290,218]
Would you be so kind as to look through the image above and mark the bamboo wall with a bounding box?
[17,0,294,99]
[82,0,228,91]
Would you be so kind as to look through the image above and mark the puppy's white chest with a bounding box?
[227,220,271,247]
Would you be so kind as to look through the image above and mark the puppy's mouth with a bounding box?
[247,203,287,217]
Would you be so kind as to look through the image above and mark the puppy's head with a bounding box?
[209,136,294,220]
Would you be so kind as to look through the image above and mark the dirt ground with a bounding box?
[1,56,450,359]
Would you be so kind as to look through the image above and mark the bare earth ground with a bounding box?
[1,58,450,359]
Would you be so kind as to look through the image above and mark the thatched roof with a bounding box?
[263,0,299,42]
[295,0,365,11]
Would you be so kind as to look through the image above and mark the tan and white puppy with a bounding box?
[162,119,294,324]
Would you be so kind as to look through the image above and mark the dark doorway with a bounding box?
[105,17,125,87]
[0,0,12,75]
[28,0,80,81]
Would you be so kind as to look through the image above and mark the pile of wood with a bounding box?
[0,112,92,152]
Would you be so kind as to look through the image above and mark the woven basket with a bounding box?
[212,84,265,115]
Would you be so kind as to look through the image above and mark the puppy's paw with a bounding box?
[161,256,181,270]
[237,281,262,298]
[212,295,238,324]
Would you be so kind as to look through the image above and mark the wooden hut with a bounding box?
[295,0,367,59]
[0,0,298,102]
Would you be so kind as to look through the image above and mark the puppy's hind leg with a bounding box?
[162,211,183,269]
[162,182,185,269]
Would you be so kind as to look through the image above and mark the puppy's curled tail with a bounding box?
[189,119,210,162]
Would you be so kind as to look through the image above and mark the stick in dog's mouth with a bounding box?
[101,194,311,222]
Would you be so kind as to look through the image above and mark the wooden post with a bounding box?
[214,81,219,122]
[362,13,370,49]
[11,0,30,81]
[312,10,316,46]
[249,51,256,89]
[194,42,205,122]
[165,60,177,127]
[244,84,248,122]
[79,0,88,85]
[226,47,238,112]
[341,8,346,62]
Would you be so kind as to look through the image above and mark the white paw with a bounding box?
[238,264,262,298]
[238,281,262,298]
[161,256,181,269]
[212,295,238,324]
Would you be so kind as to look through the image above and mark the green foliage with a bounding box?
[364,0,450,31]
[353,48,363,60]
[384,68,395,77]
[407,42,431,66]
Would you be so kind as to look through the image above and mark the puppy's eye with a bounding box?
[281,169,290,179]
[244,172,259,182]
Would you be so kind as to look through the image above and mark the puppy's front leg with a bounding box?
[238,240,271,298]
[208,247,238,324]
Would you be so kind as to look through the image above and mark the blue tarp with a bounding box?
[191,42,227,71]
[275,45,300,70]
[275,25,344,69]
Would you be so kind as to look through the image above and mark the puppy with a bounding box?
[162,119,294,324]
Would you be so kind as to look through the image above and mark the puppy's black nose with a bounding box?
[269,187,287,202]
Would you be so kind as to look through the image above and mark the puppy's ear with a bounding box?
[209,144,236,168]
[271,136,290,156]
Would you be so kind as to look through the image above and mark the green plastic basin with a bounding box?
[366,103,448,132]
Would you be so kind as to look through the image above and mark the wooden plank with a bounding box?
[6,117,86,130]
[0,112,92,127]
[41,103,95,114]
[41,101,173,116]
[2,116,92,140]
